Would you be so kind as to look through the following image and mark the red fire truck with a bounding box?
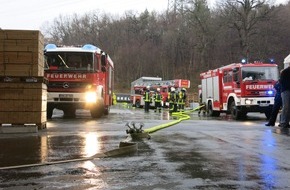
[131,77,190,108]
[200,61,279,120]
[44,44,114,119]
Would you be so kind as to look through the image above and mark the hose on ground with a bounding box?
[0,105,204,170]
[144,105,204,134]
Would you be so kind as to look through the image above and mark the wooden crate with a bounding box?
[0,80,47,128]
[0,63,44,76]
[0,99,47,112]
[0,30,44,40]
[0,79,47,100]
[0,124,39,133]
[0,111,46,125]
[0,30,44,77]
[0,51,43,65]
[0,39,43,52]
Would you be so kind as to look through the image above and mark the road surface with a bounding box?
[0,105,290,189]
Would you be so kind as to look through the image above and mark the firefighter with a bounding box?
[143,86,151,113]
[153,88,163,113]
[167,88,172,111]
[198,92,206,116]
[265,81,282,126]
[169,87,178,113]
[178,88,187,112]
[112,93,117,105]
[279,66,290,129]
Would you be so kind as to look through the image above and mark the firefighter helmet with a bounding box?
[182,88,186,91]
[157,88,160,92]
[146,85,150,90]
[171,87,175,92]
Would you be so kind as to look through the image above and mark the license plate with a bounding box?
[59,94,73,98]
[259,103,269,107]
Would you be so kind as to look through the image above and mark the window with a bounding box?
[242,67,278,81]
[223,70,233,83]
[45,52,94,71]
[223,71,228,82]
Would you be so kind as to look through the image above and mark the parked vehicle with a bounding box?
[200,61,278,120]
[44,44,114,118]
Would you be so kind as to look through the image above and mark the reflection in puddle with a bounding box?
[82,161,96,171]
[84,133,100,157]
[162,111,170,120]
[259,130,277,188]
[40,136,48,162]
[272,128,290,136]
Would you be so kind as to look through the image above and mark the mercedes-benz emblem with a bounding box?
[63,82,69,88]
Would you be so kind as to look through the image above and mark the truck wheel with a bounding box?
[63,108,76,118]
[90,108,104,118]
[104,106,110,115]
[230,101,243,120]
[47,104,54,119]
[135,100,141,108]
[230,101,238,120]
[208,101,220,117]
[90,100,105,118]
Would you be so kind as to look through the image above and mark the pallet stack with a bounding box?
[0,30,47,131]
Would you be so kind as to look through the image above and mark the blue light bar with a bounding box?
[44,44,57,50]
[266,90,274,96]
[270,58,275,63]
[241,59,247,64]
[82,44,98,50]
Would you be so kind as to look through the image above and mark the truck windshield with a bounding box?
[44,52,94,71]
[241,66,278,81]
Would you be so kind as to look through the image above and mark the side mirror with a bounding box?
[101,53,106,72]
[233,67,240,82]
[233,67,239,72]
[233,75,238,82]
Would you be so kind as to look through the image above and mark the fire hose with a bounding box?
[0,105,204,170]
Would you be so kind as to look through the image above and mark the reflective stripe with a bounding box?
[144,91,150,102]
[155,93,162,102]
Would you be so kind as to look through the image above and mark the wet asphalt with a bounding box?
[1,104,290,189]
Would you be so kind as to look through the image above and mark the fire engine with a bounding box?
[131,77,190,108]
[44,44,114,119]
[200,61,279,120]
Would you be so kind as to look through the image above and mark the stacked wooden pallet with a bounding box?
[0,30,44,76]
[0,30,47,131]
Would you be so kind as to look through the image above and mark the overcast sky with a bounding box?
[0,0,288,30]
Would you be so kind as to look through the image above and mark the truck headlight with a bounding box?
[245,99,252,105]
[85,92,97,103]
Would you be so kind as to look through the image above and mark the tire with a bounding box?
[104,106,110,115]
[208,101,220,117]
[90,99,105,118]
[63,108,76,118]
[90,108,104,118]
[230,101,244,120]
[47,104,54,119]
[135,100,141,108]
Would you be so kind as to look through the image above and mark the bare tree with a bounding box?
[221,0,272,62]
[41,1,290,93]
[185,0,216,71]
